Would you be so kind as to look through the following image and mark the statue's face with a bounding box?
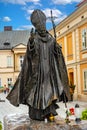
[35,20,46,36]
[36,21,46,36]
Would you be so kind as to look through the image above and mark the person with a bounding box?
[3,84,6,94]
[7,9,70,121]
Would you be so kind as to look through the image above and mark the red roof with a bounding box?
[76,0,87,7]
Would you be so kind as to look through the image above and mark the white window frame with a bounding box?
[7,56,12,67]
[19,55,24,69]
[7,78,12,86]
[83,69,87,91]
[0,78,1,86]
[82,28,87,49]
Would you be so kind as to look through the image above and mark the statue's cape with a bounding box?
[7,33,70,108]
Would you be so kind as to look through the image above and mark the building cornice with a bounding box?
[55,3,87,31]
[57,17,87,39]
[67,59,87,67]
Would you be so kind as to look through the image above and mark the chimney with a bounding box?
[4,26,12,31]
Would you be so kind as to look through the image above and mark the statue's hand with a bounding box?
[29,28,35,43]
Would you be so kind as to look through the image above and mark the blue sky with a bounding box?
[0,0,81,31]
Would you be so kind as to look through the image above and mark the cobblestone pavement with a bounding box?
[0,92,87,129]
[0,93,28,129]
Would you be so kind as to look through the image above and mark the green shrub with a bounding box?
[81,109,87,120]
[0,121,2,130]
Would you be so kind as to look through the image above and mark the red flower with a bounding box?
[69,108,75,115]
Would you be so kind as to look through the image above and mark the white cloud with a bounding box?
[72,0,81,2]
[52,0,80,5]
[55,14,67,23]
[0,0,40,5]
[43,8,62,18]
[0,0,80,5]
[3,16,11,22]
[25,8,67,26]
[26,9,34,15]
[25,8,62,18]
[16,25,34,30]
[20,25,33,30]
[43,8,67,24]
[24,9,34,21]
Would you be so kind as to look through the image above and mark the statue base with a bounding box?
[4,113,87,130]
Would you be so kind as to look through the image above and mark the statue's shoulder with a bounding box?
[47,32,55,42]
[56,43,62,50]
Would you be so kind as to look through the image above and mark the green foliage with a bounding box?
[69,84,76,95]
[81,109,87,120]
[69,85,76,91]
[0,121,2,130]
[0,86,4,89]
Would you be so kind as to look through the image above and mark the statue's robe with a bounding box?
[7,32,70,120]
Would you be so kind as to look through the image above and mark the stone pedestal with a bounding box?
[4,113,87,130]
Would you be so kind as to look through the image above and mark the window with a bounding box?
[83,70,87,90]
[7,56,12,67]
[7,78,12,86]
[82,28,87,49]
[19,55,24,69]
[0,78,1,86]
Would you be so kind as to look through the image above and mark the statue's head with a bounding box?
[31,9,46,36]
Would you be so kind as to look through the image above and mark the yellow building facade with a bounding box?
[0,29,29,89]
[50,0,87,101]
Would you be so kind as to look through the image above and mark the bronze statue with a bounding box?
[7,9,70,121]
